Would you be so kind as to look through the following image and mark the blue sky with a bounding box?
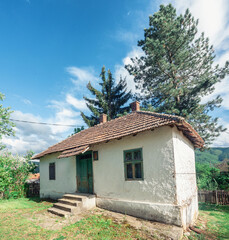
[1,0,229,154]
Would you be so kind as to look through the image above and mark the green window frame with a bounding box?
[123,148,143,180]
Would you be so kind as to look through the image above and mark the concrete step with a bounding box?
[47,193,96,217]
[63,194,87,202]
[53,202,76,212]
[58,198,82,207]
[48,207,70,217]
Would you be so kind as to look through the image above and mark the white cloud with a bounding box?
[66,66,98,86]
[22,99,32,105]
[171,0,229,49]
[2,111,58,154]
[2,107,84,155]
[113,30,139,44]
[114,47,144,92]
[212,119,229,147]
[66,94,87,111]
[48,98,84,134]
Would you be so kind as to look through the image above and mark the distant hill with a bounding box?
[195,147,229,165]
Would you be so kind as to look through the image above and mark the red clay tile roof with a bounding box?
[32,111,204,159]
[28,173,40,180]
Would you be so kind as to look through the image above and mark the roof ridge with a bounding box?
[32,109,204,160]
[137,110,185,121]
[62,111,183,138]
[92,112,136,128]
[69,112,135,134]
[38,111,183,150]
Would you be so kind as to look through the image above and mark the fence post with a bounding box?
[198,190,229,205]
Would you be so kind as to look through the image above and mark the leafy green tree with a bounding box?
[0,92,15,150]
[24,150,39,173]
[126,4,228,146]
[216,171,229,190]
[0,152,34,199]
[81,66,132,127]
[24,150,35,161]
[196,163,220,190]
[196,162,229,190]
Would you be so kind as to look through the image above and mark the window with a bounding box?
[49,162,55,180]
[124,148,143,180]
[93,151,99,161]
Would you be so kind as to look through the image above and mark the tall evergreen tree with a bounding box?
[125,4,228,146]
[81,66,132,127]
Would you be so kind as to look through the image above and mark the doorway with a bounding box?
[76,152,93,194]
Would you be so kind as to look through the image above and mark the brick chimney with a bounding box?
[130,101,140,112]
[99,113,107,124]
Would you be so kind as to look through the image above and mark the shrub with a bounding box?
[196,162,229,190]
[0,152,34,199]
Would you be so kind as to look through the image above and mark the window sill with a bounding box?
[125,178,144,181]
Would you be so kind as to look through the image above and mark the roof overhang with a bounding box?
[57,145,90,159]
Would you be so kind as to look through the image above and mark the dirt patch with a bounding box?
[24,209,86,230]
[93,208,183,240]
[24,207,183,239]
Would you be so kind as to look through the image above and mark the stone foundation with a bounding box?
[96,197,183,227]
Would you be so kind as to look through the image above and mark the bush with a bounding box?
[196,162,229,190]
[0,152,34,199]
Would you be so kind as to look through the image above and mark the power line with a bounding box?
[9,118,229,134]
[9,118,78,127]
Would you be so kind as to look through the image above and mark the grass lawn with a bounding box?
[187,203,229,240]
[0,198,152,240]
[0,198,228,240]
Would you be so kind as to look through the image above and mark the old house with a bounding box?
[32,101,204,229]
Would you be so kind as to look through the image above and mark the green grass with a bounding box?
[187,203,229,240]
[1,198,228,240]
[59,215,147,239]
[0,198,151,240]
[0,198,54,240]
[0,197,44,210]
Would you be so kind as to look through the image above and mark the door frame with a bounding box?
[76,151,94,194]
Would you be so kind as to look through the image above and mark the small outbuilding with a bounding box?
[33,101,204,229]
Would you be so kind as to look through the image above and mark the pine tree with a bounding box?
[81,66,132,127]
[125,4,229,146]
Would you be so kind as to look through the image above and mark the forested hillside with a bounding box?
[195,147,229,190]
[195,147,229,164]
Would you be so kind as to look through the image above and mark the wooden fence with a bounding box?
[26,181,40,197]
[198,190,229,205]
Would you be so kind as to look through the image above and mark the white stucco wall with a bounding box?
[92,126,176,203]
[40,153,77,199]
[92,126,183,225]
[172,127,198,228]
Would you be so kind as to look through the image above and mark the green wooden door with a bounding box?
[76,152,93,194]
